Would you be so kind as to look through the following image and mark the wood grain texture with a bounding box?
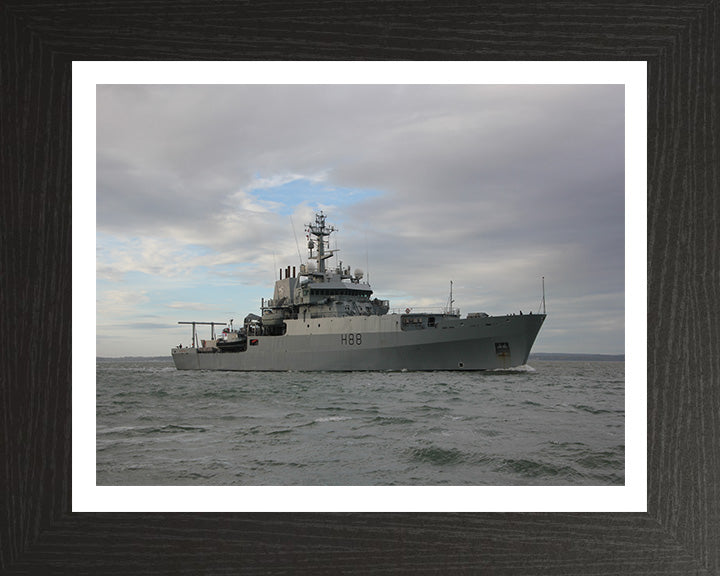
[1,1,718,574]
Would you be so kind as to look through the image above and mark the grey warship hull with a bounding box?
[172,312,545,371]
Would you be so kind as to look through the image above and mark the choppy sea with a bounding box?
[96,359,624,486]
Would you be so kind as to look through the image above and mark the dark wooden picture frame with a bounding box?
[2,2,718,574]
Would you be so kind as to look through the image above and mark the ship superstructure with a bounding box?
[172,211,545,371]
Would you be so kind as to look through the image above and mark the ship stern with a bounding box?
[171,347,200,370]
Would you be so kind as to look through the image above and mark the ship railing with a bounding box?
[391,306,460,316]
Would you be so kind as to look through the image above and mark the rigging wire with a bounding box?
[290,214,304,266]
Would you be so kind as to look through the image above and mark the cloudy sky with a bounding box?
[96,83,625,357]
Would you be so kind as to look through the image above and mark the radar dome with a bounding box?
[354,268,364,279]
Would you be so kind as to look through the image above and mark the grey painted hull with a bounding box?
[172,313,545,371]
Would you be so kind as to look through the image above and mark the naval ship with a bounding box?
[172,211,546,371]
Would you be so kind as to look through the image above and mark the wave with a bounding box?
[490,364,537,373]
[571,404,623,415]
[97,423,208,437]
[498,458,580,479]
[576,448,625,470]
[408,446,470,466]
[314,415,353,423]
[371,416,416,426]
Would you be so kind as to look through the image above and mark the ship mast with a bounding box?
[306,211,337,277]
[445,280,456,315]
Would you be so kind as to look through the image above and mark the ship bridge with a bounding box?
[263,211,390,320]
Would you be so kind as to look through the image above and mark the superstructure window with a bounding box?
[401,316,425,330]
[309,288,372,298]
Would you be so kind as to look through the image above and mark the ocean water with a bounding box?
[96,359,624,486]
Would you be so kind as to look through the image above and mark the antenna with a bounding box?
[538,276,547,314]
[365,228,370,285]
[445,280,455,315]
[450,280,454,314]
[306,210,336,275]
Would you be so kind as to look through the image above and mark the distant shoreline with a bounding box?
[529,352,625,362]
[96,352,625,362]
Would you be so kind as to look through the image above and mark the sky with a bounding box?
[96,83,625,357]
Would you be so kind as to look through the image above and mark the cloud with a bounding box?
[166,301,213,310]
[96,83,625,356]
[97,288,149,309]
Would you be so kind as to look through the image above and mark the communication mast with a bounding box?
[306,211,337,276]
